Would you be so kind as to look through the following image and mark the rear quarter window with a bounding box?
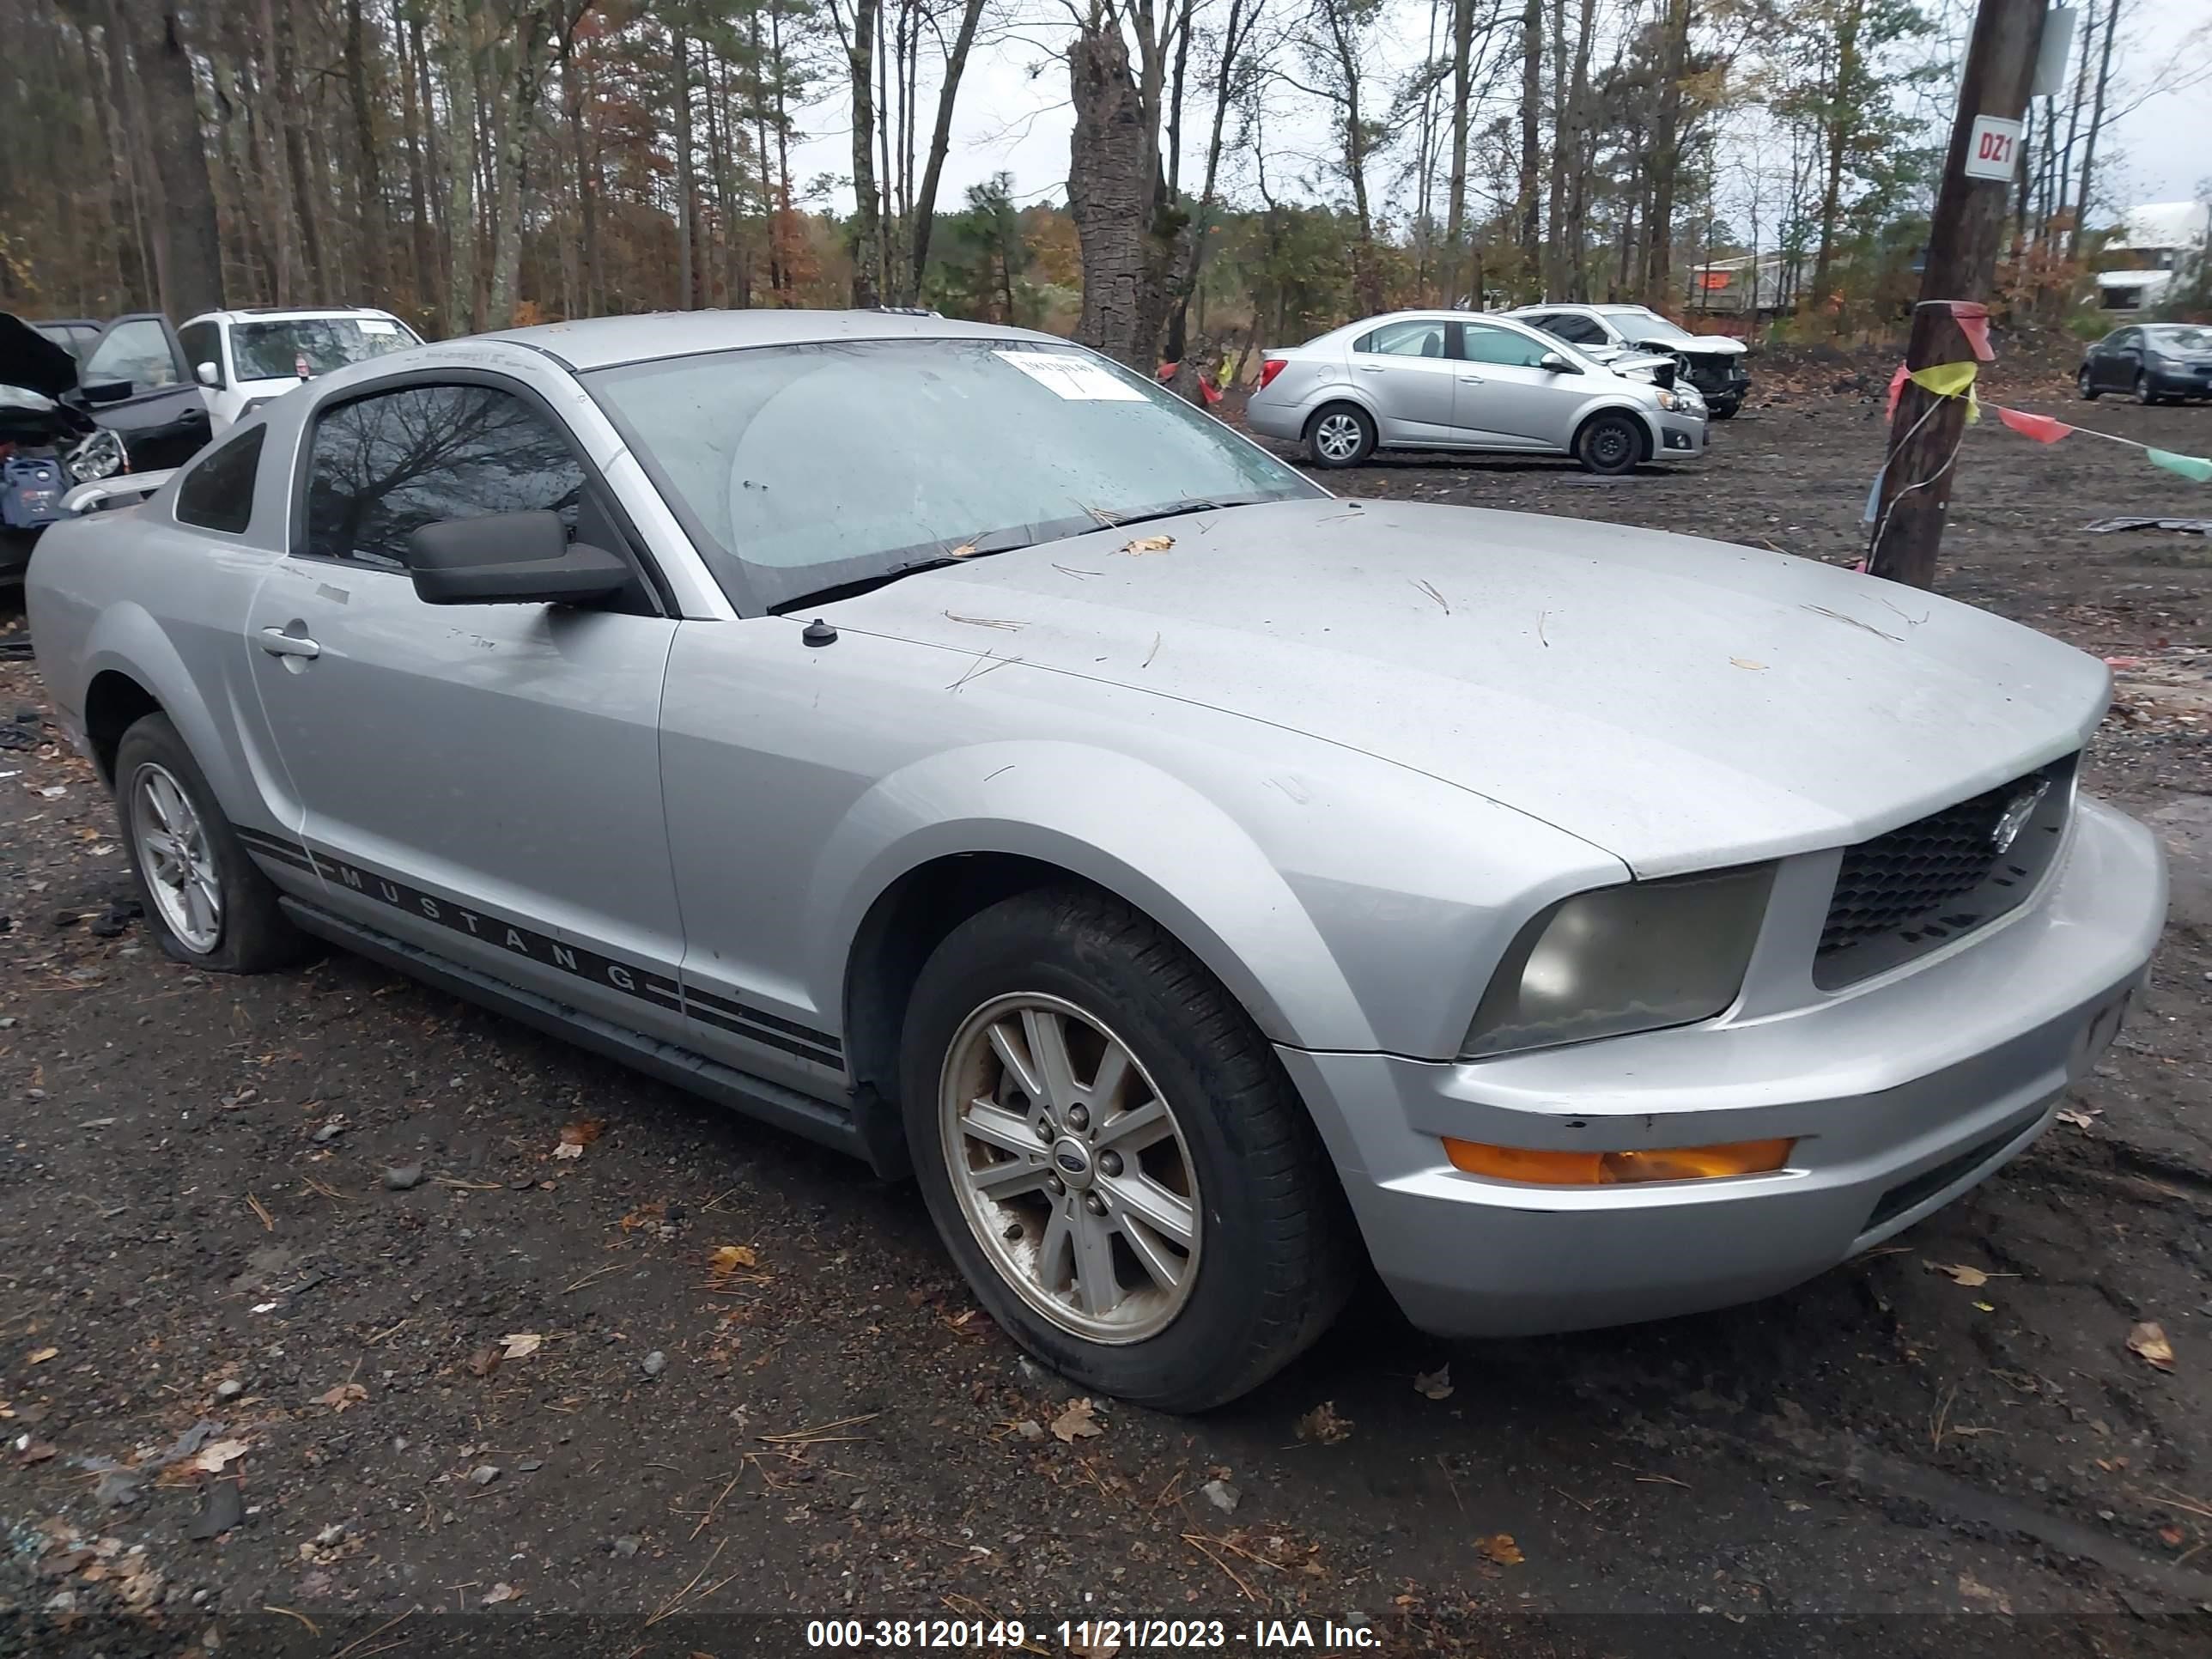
[174,425,265,535]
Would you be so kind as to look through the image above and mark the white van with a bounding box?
[176,307,424,433]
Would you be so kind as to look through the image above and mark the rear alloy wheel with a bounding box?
[1575,411,1644,475]
[2077,366,2100,401]
[900,886,1357,1411]
[115,713,313,974]
[1305,403,1375,469]
[2135,371,2160,405]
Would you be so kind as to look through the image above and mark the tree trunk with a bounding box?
[346,0,392,305]
[399,5,436,317]
[907,0,987,299]
[1643,0,1691,307]
[559,29,600,313]
[435,0,480,338]
[123,0,225,316]
[672,27,694,309]
[1442,0,1474,305]
[270,0,327,298]
[1067,19,1182,370]
[1516,0,1540,289]
[840,0,883,307]
[2067,0,2118,264]
[1808,0,1863,313]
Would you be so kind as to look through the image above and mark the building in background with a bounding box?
[1683,252,1809,317]
[2094,201,2210,312]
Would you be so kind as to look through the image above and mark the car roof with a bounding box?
[483,309,1065,371]
[186,307,406,325]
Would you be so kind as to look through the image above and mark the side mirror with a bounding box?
[79,379,133,404]
[1538,351,1580,374]
[195,361,222,388]
[405,510,632,606]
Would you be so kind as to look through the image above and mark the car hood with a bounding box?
[1639,334,1747,358]
[817,499,2107,877]
[0,313,82,400]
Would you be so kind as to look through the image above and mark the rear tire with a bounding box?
[899,885,1358,1412]
[114,713,313,974]
[1574,410,1644,475]
[2134,372,2159,406]
[1304,403,1375,469]
[1710,402,1740,421]
[2077,367,2100,401]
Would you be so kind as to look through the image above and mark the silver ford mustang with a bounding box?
[26,311,2165,1411]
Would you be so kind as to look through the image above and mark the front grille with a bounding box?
[1814,756,2075,989]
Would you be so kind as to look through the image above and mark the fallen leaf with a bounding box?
[1924,1261,1990,1288]
[1957,1571,2012,1614]
[551,1140,584,1161]
[193,1437,250,1474]
[707,1244,759,1275]
[2055,1109,2099,1129]
[2127,1322,2175,1372]
[1973,1301,1996,1313]
[1729,657,1767,670]
[560,1119,603,1145]
[27,1348,58,1366]
[481,1581,519,1606]
[1119,534,1175,555]
[946,542,978,559]
[466,1345,502,1378]
[1295,1401,1352,1445]
[501,1333,543,1361]
[1050,1398,1103,1443]
[16,1440,55,1463]
[2160,1525,2186,1548]
[1477,1532,1524,1565]
[1413,1364,1454,1401]
[316,1382,367,1413]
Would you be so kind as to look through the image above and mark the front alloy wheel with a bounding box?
[940,994,1200,1342]
[899,885,1357,1411]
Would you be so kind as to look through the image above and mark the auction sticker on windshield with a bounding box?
[993,349,1146,401]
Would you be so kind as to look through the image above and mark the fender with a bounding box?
[807,740,1379,1053]
[77,599,301,837]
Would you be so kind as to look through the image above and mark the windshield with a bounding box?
[1598,307,1698,343]
[586,338,1321,611]
[233,316,419,381]
[2145,325,2212,351]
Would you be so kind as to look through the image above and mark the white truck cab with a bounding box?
[177,307,423,434]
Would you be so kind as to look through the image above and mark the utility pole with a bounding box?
[1867,0,2050,589]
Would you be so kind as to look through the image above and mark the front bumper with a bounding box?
[2148,363,2212,398]
[1279,797,2166,1338]
[1652,407,1708,455]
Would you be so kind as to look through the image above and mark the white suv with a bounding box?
[177,307,423,434]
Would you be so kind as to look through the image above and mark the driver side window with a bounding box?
[301,383,592,570]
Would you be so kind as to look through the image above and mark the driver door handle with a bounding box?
[1458,374,1486,385]
[1356,363,1389,374]
[258,627,320,659]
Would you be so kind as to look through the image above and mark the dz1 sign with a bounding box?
[1963,114,2024,181]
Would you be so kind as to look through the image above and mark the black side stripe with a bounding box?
[684,985,842,1052]
[237,829,843,1066]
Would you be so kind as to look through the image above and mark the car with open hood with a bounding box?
[1505,302,1753,418]
[26,311,2163,1410]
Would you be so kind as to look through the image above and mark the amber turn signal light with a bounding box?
[1441,1136,1795,1186]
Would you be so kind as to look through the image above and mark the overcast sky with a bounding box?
[784,3,2212,232]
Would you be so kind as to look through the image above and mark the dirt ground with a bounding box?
[0,352,2207,1658]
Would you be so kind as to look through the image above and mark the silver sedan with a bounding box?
[27,311,2162,1410]
[1245,309,1708,472]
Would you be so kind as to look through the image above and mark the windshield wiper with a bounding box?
[769,534,1036,614]
[1094,493,1279,532]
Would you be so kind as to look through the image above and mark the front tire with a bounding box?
[115,713,313,973]
[1304,403,1375,469]
[2077,366,2100,401]
[2135,372,2160,405]
[899,886,1357,1412]
[1575,410,1644,475]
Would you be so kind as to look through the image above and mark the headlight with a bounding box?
[1653,387,1680,410]
[1461,864,1774,1058]
[66,428,125,483]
